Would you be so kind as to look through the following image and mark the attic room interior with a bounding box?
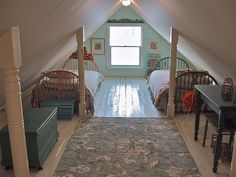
[0,0,236,177]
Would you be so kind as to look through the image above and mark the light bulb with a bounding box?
[122,0,131,6]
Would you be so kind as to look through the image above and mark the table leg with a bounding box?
[213,111,224,173]
[194,91,201,141]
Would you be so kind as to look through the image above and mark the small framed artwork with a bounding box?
[91,38,105,55]
[148,39,159,53]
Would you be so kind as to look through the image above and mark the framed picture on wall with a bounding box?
[91,38,105,55]
[148,39,159,53]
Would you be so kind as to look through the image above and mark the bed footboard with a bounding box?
[175,71,218,112]
[154,70,218,112]
[31,70,94,115]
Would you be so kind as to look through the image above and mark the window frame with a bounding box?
[107,23,143,68]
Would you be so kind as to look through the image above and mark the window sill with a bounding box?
[108,66,142,69]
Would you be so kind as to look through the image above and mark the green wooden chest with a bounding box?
[40,99,75,119]
[0,108,59,170]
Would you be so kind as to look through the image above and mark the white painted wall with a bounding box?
[0,0,235,102]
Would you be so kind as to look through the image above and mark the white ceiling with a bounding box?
[0,0,236,105]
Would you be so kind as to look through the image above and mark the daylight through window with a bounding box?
[109,26,142,66]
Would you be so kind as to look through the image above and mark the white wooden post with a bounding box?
[76,27,86,119]
[0,27,30,177]
[230,135,236,177]
[167,27,178,118]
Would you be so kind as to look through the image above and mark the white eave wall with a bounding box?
[0,0,236,106]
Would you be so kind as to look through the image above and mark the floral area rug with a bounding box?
[54,117,201,177]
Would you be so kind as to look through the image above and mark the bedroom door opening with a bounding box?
[93,77,163,117]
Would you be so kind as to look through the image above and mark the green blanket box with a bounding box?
[0,108,59,170]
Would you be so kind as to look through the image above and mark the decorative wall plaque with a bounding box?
[221,77,233,101]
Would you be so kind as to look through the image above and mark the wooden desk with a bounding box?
[194,85,236,173]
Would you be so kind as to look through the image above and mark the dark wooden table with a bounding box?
[194,85,236,173]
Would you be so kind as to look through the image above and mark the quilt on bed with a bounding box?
[148,70,170,107]
[147,70,170,111]
[68,70,104,97]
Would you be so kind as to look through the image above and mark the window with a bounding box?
[109,26,142,67]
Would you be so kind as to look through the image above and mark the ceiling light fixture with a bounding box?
[122,0,131,6]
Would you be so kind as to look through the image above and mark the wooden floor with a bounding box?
[94,77,163,117]
[0,77,231,177]
[175,113,230,177]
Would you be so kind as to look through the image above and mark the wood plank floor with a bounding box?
[0,77,231,177]
[94,77,163,117]
[175,113,230,177]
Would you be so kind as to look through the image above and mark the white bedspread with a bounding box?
[85,70,104,97]
[70,69,104,97]
[147,70,170,103]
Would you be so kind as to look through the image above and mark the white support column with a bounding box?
[76,27,86,119]
[230,135,236,177]
[0,27,30,177]
[167,27,178,119]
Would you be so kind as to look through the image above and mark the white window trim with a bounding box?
[107,23,143,68]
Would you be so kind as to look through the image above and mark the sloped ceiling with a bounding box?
[0,0,236,106]
[133,0,236,82]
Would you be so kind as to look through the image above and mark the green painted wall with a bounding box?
[84,6,189,77]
